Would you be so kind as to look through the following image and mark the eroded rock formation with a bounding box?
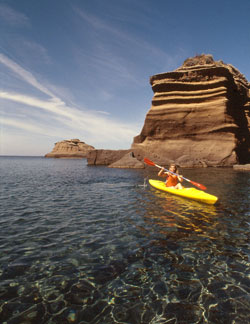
[45,139,95,158]
[87,149,131,165]
[86,148,147,167]
[233,164,250,171]
[108,152,145,169]
[132,54,250,167]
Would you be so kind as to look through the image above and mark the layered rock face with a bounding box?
[87,149,146,168]
[132,54,250,166]
[45,139,95,158]
[108,152,145,168]
[87,149,131,165]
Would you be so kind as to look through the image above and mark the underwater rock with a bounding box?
[1,263,31,280]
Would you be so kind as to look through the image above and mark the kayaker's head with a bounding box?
[169,163,177,173]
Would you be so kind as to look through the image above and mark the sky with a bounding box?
[0,0,250,156]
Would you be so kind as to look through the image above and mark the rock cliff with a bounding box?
[108,152,145,169]
[132,54,250,167]
[87,149,131,165]
[45,139,95,158]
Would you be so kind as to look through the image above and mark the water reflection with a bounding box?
[139,187,220,239]
[0,158,249,323]
[128,182,250,323]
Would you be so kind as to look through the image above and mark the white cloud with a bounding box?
[0,91,137,137]
[95,110,110,115]
[0,54,140,152]
[75,7,175,64]
[73,7,182,88]
[0,54,55,97]
[1,116,58,136]
[0,4,30,27]
[4,39,52,67]
[21,40,51,64]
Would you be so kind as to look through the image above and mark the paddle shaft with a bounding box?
[153,163,186,181]
[144,158,207,190]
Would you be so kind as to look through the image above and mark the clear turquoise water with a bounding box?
[0,157,249,323]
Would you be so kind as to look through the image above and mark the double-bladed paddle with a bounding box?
[144,158,207,190]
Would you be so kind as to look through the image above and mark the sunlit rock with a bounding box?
[87,149,131,165]
[45,139,95,158]
[108,152,145,168]
[132,54,250,167]
[233,163,250,170]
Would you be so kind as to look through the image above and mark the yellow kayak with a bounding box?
[149,179,218,205]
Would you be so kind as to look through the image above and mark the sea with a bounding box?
[0,156,249,324]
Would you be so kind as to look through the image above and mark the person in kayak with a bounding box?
[158,163,183,189]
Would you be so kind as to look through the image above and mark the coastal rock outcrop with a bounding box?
[108,152,145,168]
[132,54,250,167]
[87,149,131,165]
[87,148,147,167]
[233,164,250,171]
[45,139,95,158]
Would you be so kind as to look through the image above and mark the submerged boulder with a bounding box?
[131,54,250,167]
[45,139,95,158]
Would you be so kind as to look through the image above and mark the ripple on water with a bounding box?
[0,158,250,323]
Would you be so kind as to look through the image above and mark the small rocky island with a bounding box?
[45,139,95,158]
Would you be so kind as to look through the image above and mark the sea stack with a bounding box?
[131,54,250,167]
[45,139,95,158]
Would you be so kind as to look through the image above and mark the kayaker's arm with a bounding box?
[144,158,207,190]
[158,167,167,177]
[178,175,183,182]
